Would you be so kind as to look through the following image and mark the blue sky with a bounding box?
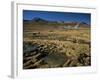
[23,10,91,25]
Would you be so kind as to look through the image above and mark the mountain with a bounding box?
[23,17,90,30]
[80,22,90,27]
[23,20,30,23]
[31,17,48,23]
[24,17,90,25]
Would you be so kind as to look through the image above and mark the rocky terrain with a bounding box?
[23,18,91,69]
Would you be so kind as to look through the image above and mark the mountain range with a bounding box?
[23,17,90,30]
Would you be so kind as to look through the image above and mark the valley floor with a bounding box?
[23,29,91,69]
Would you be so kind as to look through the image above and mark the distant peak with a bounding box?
[32,17,47,22]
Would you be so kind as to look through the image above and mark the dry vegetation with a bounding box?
[23,27,91,69]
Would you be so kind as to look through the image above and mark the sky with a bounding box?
[23,10,91,25]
